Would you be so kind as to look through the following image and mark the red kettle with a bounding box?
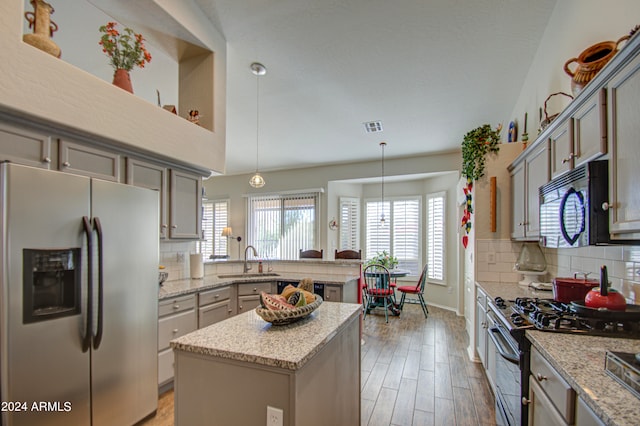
[584,265,626,311]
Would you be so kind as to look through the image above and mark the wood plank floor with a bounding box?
[140,303,496,426]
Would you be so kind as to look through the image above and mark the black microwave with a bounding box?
[539,160,609,248]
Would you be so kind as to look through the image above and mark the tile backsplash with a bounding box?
[476,239,640,304]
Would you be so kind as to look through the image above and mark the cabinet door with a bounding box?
[169,169,202,239]
[324,284,342,302]
[237,295,261,313]
[528,378,570,426]
[549,119,573,178]
[0,122,52,169]
[158,309,197,351]
[573,89,607,168]
[126,158,168,238]
[525,143,550,239]
[475,298,487,366]
[59,140,120,181]
[510,161,526,239]
[607,54,640,239]
[199,299,234,328]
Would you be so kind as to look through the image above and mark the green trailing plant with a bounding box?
[461,123,502,181]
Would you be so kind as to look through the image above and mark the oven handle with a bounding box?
[488,326,520,364]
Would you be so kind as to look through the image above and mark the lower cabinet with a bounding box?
[575,396,605,426]
[158,295,197,386]
[324,284,342,302]
[198,286,235,328]
[475,287,488,367]
[528,346,575,426]
[237,281,274,314]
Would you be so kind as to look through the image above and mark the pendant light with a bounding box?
[249,62,266,188]
[379,141,387,225]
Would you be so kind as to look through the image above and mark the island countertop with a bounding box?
[170,301,361,371]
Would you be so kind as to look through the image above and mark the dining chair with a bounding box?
[397,263,429,318]
[362,263,395,323]
[335,249,362,259]
[299,249,323,259]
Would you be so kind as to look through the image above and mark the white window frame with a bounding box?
[426,191,446,285]
[339,197,360,250]
[201,198,229,261]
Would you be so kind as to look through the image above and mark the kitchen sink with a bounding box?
[217,273,280,279]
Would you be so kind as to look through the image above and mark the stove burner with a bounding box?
[494,297,507,309]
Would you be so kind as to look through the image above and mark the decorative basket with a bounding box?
[540,92,573,131]
[255,295,323,325]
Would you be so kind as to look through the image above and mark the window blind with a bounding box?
[201,199,229,261]
[339,197,360,250]
[247,192,320,260]
[427,193,445,282]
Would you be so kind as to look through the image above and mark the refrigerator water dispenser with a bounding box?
[23,248,81,323]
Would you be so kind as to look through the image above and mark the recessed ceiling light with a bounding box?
[363,120,383,133]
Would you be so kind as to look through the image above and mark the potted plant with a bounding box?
[365,250,399,269]
[99,22,152,93]
[461,123,502,181]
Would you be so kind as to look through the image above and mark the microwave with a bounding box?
[539,160,609,248]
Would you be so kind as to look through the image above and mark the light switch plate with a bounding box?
[487,251,496,264]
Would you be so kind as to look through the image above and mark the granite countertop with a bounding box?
[159,272,360,300]
[170,302,361,371]
[476,281,640,426]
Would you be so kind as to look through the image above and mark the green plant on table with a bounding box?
[365,250,398,269]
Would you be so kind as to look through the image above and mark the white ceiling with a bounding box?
[97,0,559,175]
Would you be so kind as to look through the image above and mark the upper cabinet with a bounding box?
[127,159,169,239]
[0,122,52,169]
[549,90,607,179]
[606,53,640,240]
[169,170,203,239]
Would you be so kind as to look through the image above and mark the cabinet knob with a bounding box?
[214,294,219,298]
[161,224,168,229]
[602,202,614,211]
[172,328,178,334]
[561,153,576,164]
[173,304,180,310]
[171,225,178,229]
[521,397,531,406]
[239,305,243,310]
[228,309,233,313]
[253,288,257,292]
[536,373,548,382]
[43,157,51,163]
[62,161,70,167]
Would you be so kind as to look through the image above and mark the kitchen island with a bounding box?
[170,302,361,426]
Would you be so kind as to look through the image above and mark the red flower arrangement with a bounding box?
[98,22,151,71]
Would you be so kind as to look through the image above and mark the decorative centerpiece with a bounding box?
[364,250,398,269]
[99,22,151,93]
[256,283,322,325]
[23,0,61,58]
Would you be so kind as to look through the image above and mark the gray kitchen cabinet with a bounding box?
[198,286,235,328]
[549,89,607,179]
[475,286,487,367]
[606,53,640,241]
[169,169,202,239]
[324,284,342,302]
[59,139,121,181]
[0,122,53,169]
[575,396,605,426]
[126,158,169,239]
[237,281,274,314]
[158,295,197,386]
[510,142,549,241]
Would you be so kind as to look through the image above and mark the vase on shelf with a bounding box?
[112,69,133,93]
[23,0,61,58]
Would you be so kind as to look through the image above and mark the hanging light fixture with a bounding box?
[379,141,387,225]
[249,62,267,188]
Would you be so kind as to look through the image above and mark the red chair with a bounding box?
[363,264,396,323]
[397,264,429,318]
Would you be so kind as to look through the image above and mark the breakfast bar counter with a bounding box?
[170,302,361,426]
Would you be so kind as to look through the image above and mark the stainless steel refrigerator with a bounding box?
[0,163,159,425]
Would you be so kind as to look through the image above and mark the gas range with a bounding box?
[491,296,640,339]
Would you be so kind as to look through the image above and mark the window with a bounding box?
[365,197,420,275]
[427,192,445,283]
[339,197,360,250]
[201,199,229,261]
[247,191,321,260]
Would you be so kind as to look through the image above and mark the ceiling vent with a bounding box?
[363,120,383,133]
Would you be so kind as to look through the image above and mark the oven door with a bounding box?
[488,314,523,426]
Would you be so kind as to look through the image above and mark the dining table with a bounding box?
[363,268,410,316]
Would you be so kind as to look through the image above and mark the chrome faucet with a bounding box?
[243,245,258,273]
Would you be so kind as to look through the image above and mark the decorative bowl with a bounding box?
[255,295,323,325]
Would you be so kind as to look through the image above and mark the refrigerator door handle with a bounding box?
[82,216,93,353]
[93,217,104,350]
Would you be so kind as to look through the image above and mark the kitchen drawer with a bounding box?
[237,282,273,296]
[159,294,197,317]
[158,348,175,386]
[530,346,575,424]
[199,299,234,328]
[158,309,197,351]
[199,286,231,306]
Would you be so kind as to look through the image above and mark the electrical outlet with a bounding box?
[266,406,283,426]
[487,251,496,264]
[176,252,185,263]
